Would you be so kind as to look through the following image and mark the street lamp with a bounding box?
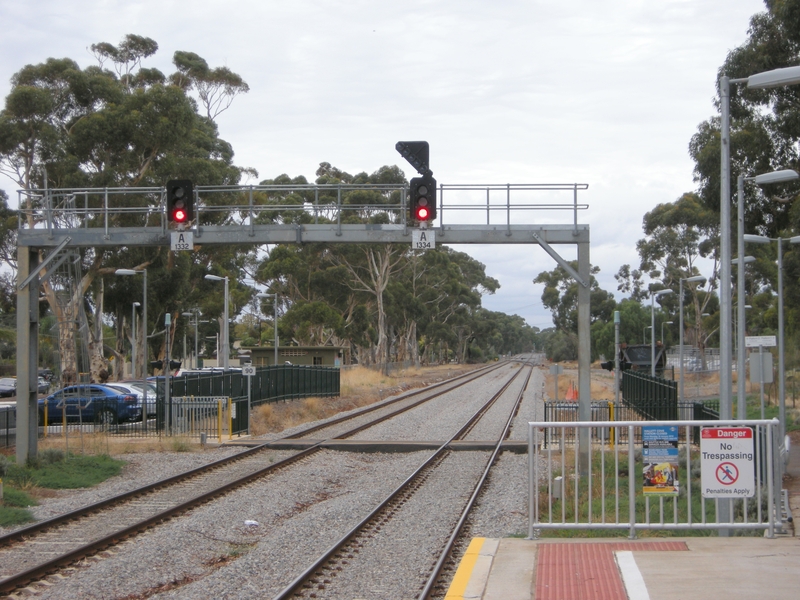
[256,293,279,366]
[720,66,800,422]
[205,275,229,369]
[661,321,673,347]
[131,302,140,378]
[181,310,205,370]
[116,269,147,378]
[651,289,674,377]
[679,275,706,402]
[744,233,800,435]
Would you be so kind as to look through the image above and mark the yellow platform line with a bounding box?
[444,537,486,600]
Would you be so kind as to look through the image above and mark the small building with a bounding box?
[240,346,348,367]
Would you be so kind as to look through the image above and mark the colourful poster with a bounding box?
[642,426,679,496]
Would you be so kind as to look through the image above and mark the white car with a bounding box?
[107,381,157,418]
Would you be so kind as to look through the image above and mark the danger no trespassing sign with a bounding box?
[700,427,755,498]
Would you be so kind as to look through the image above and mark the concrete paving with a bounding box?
[450,536,800,600]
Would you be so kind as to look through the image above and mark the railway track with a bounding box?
[273,362,534,599]
[0,360,517,596]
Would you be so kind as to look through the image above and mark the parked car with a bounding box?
[39,384,141,425]
[106,381,157,418]
[0,377,16,397]
[38,377,50,395]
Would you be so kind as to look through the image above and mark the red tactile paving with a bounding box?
[535,541,687,600]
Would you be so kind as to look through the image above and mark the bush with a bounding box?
[0,454,12,477]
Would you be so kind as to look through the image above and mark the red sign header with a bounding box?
[701,427,752,440]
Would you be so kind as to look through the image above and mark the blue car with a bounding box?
[39,384,141,426]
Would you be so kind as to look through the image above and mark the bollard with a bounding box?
[200,432,207,448]
[553,475,563,500]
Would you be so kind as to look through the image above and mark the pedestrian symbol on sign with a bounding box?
[715,462,739,485]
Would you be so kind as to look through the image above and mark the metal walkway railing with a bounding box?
[528,419,785,539]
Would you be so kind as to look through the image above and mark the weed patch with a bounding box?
[6,453,124,490]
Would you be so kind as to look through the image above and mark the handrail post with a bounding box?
[628,425,636,539]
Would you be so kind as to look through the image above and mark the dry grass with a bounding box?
[251,364,479,436]
[36,433,196,455]
[543,362,617,400]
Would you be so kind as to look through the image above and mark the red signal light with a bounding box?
[415,206,429,220]
[172,207,188,223]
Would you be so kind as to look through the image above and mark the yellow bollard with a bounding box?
[608,401,615,447]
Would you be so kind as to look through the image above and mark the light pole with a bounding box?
[720,66,800,423]
[732,252,756,419]
[661,321,673,347]
[651,289,673,377]
[737,170,800,407]
[181,310,203,370]
[679,275,706,402]
[116,269,147,378]
[257,293,279,366]
[744,233,800,437]
[205,275,229,369]
[131,302,140,378]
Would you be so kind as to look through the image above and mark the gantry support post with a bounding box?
[16,247,39,464]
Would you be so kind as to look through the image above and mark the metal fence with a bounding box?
[167,396,249,443]
[543,400,720,445]
[1,365,339,448]
[166,365,339,405]
[527,419,785,539]
[622,371,677,419]
[1,405,15,448]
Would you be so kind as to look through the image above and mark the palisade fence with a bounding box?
[544,370,720,446]
[543,400,720,445]
[165,364,340,405]
[1,365,340,448]
[131,364,340,440]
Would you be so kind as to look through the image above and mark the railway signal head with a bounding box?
[396,141,431,176]
[410,175,437,223]
[166,180,193,224]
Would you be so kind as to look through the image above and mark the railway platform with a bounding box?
[446,535,800,600]
[447,433,800,599]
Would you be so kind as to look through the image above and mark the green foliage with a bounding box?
[0,453,11,477]
[533,262,617,360]
[17,453,124,489]
[0,504,36,527]
[1,486,37,509]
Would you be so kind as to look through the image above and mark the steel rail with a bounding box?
[419,362,534,598]
[284,360,506,439]
[0,363,512,595]
[271,363,530,599]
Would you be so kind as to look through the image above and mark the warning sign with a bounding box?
[700,427,755,498]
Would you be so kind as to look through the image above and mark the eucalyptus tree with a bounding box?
[683,1,800,356]
[0,34,249,381]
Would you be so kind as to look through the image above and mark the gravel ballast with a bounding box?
[3,360,548,599]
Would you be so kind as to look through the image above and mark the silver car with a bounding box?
[107,381,157,418]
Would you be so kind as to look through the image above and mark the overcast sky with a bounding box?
[0,0,767,329]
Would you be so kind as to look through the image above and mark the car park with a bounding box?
[39,384,141,425]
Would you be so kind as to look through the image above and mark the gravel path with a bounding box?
[3,361,548,598]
